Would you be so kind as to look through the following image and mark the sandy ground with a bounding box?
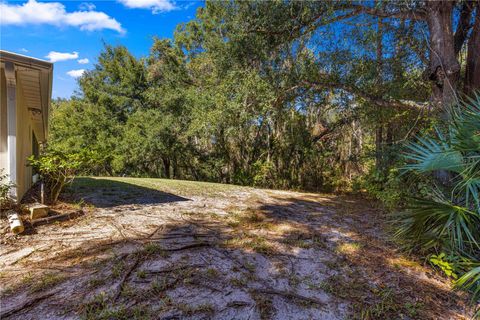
[0,177,473,320]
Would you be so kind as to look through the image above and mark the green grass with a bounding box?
[30,273,65,293]
[71,176,249,197]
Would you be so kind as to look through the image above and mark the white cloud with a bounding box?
[46,51,79,63]
[78,2,96,11]
[118,0,176,14]
[0,0,124,33]
[78,58,90,64]
[19,48,29,53]
[66,69,86,78]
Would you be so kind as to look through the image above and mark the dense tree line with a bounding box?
[49,1,479,192]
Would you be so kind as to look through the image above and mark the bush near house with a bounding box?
[0,169,14,210]
[28,150,85,204]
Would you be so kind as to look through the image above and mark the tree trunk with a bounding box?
[375,15,384,172]
[375,126,383,171]
[163,158,171,179]
[426,2,460,109]
[465,2,480,96]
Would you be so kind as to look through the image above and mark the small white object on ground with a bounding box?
[7,211,24,234]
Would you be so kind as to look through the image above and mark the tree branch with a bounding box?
[302,80,427,111]
[312,115,356,144]
[251,7,362,38]
[349,4,426,21]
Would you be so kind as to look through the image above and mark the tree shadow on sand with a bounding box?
[0,191,473,319]
[66,177,190,208]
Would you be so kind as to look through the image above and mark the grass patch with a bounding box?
[72,177,247,198]
[80,292,152,320]
[251,292,274,320]
[177,303,214,316]
[136,270,147,279]
[335,242,362,255]
[111,260,126,279]
[230,277,248,287]
[225,209,276,231]
[224,234,276,255]
[142,243,168,257]
[88,277,107,288]
[30,273,65,293]
[320,274,424,319]
[120,284,139,299]
[205,267,219,278]
[354,287,400,319]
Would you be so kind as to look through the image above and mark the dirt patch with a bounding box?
[0,177,473,319]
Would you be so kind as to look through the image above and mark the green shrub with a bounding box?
[357,166,432,210]
[0,169,14,210]
[394,95,480,309]
[28,150,84,204]
[252,160,276,188]
[429,253,459,279]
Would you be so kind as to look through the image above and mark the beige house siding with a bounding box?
[0,70,7,172]
[15,79,34,199]
[0,51,52,201]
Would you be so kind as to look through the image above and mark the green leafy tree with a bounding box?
[49,99,122,175]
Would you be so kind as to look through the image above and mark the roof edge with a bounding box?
[0,50,53,69]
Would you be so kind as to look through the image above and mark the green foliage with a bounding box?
[0,169,14,210]
[41,2,479,313]
[252,160,276,188]
[395,96,480,306]
[359,168,405,209]
[48,0,428,191]
[429,253,458,279]
[28,150,86,204]
[79,45,148,122]
[49,99,122,175]
[456,264,480,309]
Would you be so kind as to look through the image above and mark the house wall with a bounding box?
[0,52,52,202]
[0,69,7,174]
[0,67,37,200]
[16,78,34,200]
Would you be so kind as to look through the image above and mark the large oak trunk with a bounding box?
[465,2,480,96]
[426,2,461,109]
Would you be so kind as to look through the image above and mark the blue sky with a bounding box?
[0,0,203,98]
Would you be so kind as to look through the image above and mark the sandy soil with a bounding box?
[0,177,473,320]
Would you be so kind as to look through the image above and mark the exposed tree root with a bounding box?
[0,290,59,319]
[252,288,326,307]
[31,210,84,226]
[144,263,206,275]
[160,241,213,251]
[112,255,142,302]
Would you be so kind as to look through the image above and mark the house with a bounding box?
[0,50,53,201]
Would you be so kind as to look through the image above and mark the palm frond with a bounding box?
[455,265,480,303]
[395,195,480,252]
[403,137,464,174]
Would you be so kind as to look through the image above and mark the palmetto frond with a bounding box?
[397,95,480,306]
[456,265,480,305]
[403,136,464,174]
[395,194,480,252]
